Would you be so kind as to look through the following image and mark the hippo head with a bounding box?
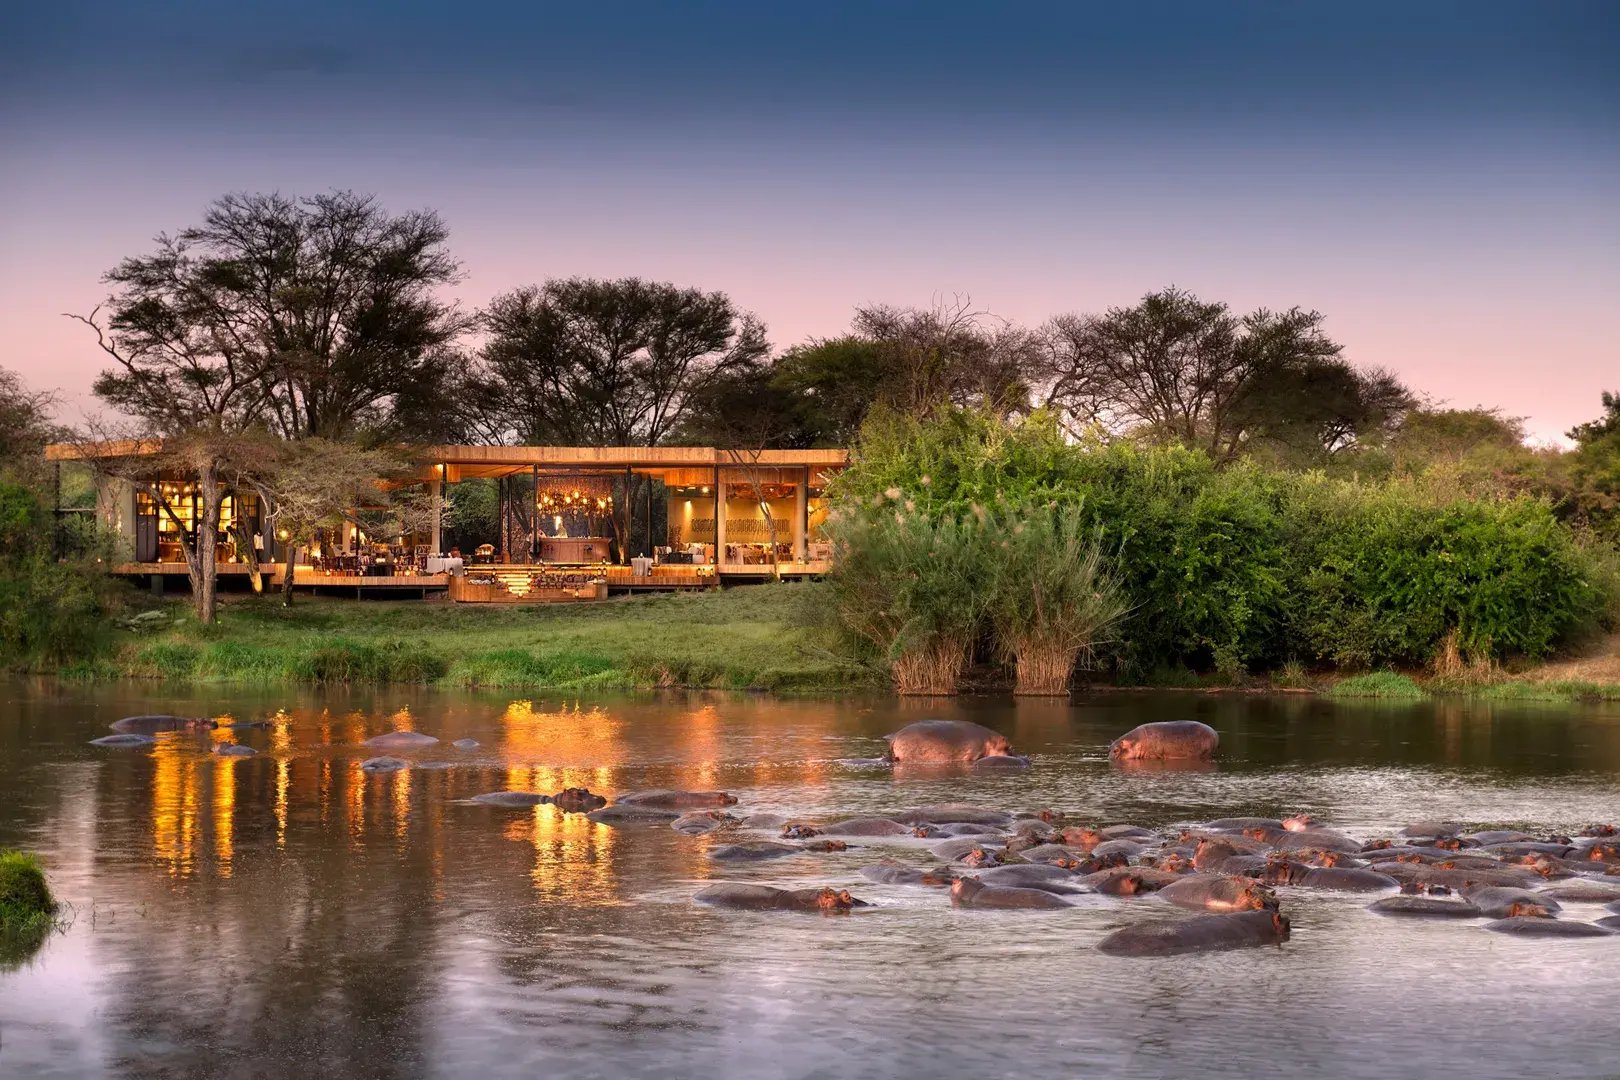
[1061,827,1104,850]
[1082,852,1129,873]
[1195,839,1236,864]
[1527,857,1560,878]
[1281,813,1318,832]
[1582,823,1617,838]
[1270,912,1291,940]
[1113,872,1147,896]
[807,839,849,853]
[1242,828,1271,843]
[1362,839,1393,851]
[950,877,983,902]
[1259,861,1303,886]
[1051,856,1083,872]
[912,825,945,839]
[1158,853,1193,874]
[983,733,1013,757]
[961,846,1000,869]
[811,888,866,912]
[1506,901,1552,919]
[1244,884,1281,911]
[1038,808,1062,824]
[1299,849,1341,868]
[781,823,821,840]
[1434,837,1464,851]
[1107,736,1139,760]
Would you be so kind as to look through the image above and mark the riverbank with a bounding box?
[69,583,875,693]
[34,584,1620,700]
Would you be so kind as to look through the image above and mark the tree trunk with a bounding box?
[281,542,298,607]
[192,464,222,624]
[233,512,262,594]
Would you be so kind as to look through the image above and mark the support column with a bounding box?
[430,464,445,554]
[713,464,725,568]
[530,464,540,563]
[794,466,808,562]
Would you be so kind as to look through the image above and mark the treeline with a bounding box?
[826,409,1620,694]
[1,187,1617,642]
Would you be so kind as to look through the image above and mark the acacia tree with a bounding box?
[1038,287,1409,463]
[851,298,1039,420]
[467,278,768,447]
[0,367,61,491]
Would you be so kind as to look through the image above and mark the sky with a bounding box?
[2,1,1616,443]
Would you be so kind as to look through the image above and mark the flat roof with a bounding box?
[46,441,849,482]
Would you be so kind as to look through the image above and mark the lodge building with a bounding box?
[44,442,848,603]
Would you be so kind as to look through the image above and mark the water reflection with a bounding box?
[0,682,1617,1079]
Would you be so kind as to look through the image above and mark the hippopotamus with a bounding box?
[781,823,822,839]
[1398,821,1464,839]
[1249,828,1363,855]
[1368,896,1484,918]
[883,719,1014,765]
[932,838,1008,863]
[819,817,911,837]
[1481,842,1573,859]
[471,791,549,807]
[111,714,215,734]
[1011,819,1060,843]
[615,790,738,810]
[1142,852,1196,875]
[1579,840,1620,864]
[1402,866,1544,891]
[1108,721,1218,761]
[551,788,607,813]
[1540,883,1620,904]
[1279,848,1364,869]
[1581,823,1618,837]
[1091,839,1148,860]
[89,733,156,748]
[708,841,803,861]
[1097,911,1290,957]
[1483,915,1613,937]
[1264,864,1399,892]
[1464,830,1535,846]
[935,822,1007,838]
[893,804,1014,827]
[694,884,870,913]
[585,804,680,825]
[1158,874,1278,912]
[670,810,736,835]
[959,846,1007,869]
[1596,915,1620,931]
[950,877,1073,910]
[359,756,408,772]
[973,864,1085,894]
[1082,867,1179,895]
[362,731,438,750]
[739,812,789,830]
[451,739,479,750]
[1462,887,1562,919]
[1016,844,1086,866]
[216,719,271,730]
[213,743,256,757]
[1191,838,1266,872]
[861,858,958,887]
[1205,817,1283,832]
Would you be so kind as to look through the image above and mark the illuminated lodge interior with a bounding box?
[46,442,847,601]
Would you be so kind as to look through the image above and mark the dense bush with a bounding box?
[828,408,1612,685]
[0,481,112,667]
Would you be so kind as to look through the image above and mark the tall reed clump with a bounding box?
[824,497,993,694]
[988,506,1130,694]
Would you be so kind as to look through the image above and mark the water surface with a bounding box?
[2,680,1619,1079]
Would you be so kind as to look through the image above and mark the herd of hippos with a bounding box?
[92,715,1620,954]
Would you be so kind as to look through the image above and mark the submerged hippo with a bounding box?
[1097,911,1290,957]
[893,804,1014,827]
[363,731,439,750]
[950,877,1073,910]
[615,790,738,810]
[89,733,156,748]
[1540,883,1620,904]
[1108,721,1219,761]
[671,810,737,835]
[452,739,480,750]
[708,841,803,861]
[1266,866,1399,893]
[819,817,911,837]
[1158,874,1278,912]
[111,714,215,734]
[1483,916,1612,938]
[1461,886,1563,919]
[860,858,958,887]
[585,804,680,825]
[213,743,257,757]
[1368,896,1483,918]
[932,838,1008,863]
[359,756,408,772]
[973,865,1085,894]
[1081,868,1178,896]
[694,884,869,913]
[552,788,607,813]
[470,791,549,807]
[884,720,1013,765]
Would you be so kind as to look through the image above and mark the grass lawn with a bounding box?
[87,582,875,692]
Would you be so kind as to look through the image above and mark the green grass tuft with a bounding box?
[1474,679,1620,703]
[0,851,54,930]
[1327,671,1427,700]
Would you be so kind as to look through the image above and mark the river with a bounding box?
[2,679,1618,1079]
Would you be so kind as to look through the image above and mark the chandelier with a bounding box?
[534,475,614,515]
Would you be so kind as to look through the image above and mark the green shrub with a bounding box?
[0,851,54,929]
[0,482,112,667]
[1326,671,1427,699]
[291,639,448,684]
[987,506,1130,694]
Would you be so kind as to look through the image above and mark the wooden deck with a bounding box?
[116,563,449,590]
